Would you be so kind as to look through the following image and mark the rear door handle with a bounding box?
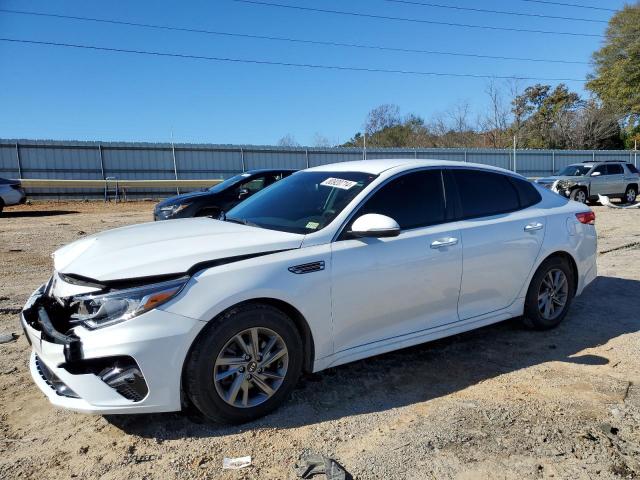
[524,222,544,232]
[430,237,458,249]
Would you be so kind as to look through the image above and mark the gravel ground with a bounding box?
[1,200,639,479]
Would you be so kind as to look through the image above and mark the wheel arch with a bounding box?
[182,297,316,378]
[537,250,579,296]
[626,182,638,192]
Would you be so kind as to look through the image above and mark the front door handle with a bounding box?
[524,222,544,232]
[430,237,458,249]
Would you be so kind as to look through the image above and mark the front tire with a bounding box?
[184,303,303,424]
[569,188,587,204]
[522,256,575,330]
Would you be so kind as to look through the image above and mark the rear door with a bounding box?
[448,169,545,320]
[606,164,625,195]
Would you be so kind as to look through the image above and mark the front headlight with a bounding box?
[159,203,191,216]
[70,278,188,329]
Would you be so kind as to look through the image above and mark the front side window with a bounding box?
[240,176,266,193]
[355,170,446,230]
[591,165,608,176]
[225,171,376,234]
[452,169,520,219]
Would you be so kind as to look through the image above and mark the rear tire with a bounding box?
[624,186,637,204]
[522,256,575,330]
[184,303,303,424]
[0,199,4,215]
[569,188,587,204]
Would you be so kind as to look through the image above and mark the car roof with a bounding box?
[306,158,519,176]
[244,168,297,174]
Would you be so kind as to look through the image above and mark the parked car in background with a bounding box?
[536,161,639,204]
[0,178,26,213]
[22,159,597,423]
[153,169,296,220]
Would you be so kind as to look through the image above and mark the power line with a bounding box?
[0,37,586,82]
[381,0,607,23]
[515,0,618,13]
[231,0,605,38]
[0,8,589,65]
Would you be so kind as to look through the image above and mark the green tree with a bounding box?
[586,2,640,127]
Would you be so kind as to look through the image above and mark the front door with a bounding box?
[330,169,462,354]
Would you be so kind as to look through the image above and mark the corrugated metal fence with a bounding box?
[1,139,638,199]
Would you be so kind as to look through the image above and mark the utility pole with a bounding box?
[513,135,517,173]
[171,129,179,195]
[363,132,367,160]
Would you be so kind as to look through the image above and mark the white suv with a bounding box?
[22,160,597,423]
[0,178,26,213]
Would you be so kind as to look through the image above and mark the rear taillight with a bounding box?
[576,211,595,225]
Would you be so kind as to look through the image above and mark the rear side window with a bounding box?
[607,164,624,174]
[451,170,520,219]
[357,170,445,229]
[510,177,542,209]
[626,163,639,174]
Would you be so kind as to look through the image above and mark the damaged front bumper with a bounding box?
[21,284,205,414]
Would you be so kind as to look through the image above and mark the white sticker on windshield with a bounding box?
[306,221,320,230]
[320,177,358,190]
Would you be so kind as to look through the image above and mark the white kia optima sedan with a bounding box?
[21,160,597,423]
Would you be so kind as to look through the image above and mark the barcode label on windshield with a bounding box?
[320,178,358,190]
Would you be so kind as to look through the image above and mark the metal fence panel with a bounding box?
[1,139,637,199]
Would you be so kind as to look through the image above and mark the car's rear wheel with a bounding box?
[569,188,587,204]
[522,256,575,330]
[624,186,637,204]
[184,303,303,423]
[0,199,4,215]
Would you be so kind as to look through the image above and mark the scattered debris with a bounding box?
[222,456,251,470]
[0,333,18,344]
[0,308,22,315]
[598,194,640,209]
[295,452,348,480]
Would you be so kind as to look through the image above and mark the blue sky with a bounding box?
[0,0,626,146]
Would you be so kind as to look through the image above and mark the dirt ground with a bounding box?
[1,200,639,479]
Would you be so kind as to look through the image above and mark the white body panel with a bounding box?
[23,159,597,414]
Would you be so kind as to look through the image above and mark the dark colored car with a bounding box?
[153,169,296,221]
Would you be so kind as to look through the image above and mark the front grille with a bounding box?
[34,355,80,399]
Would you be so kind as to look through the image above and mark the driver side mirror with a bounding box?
[591,171,601,177]
[238,188,250,199]
[349,214,400,238]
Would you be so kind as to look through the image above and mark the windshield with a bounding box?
[557,165,591,177]
[208,173,250,193]
[225,171,377,234]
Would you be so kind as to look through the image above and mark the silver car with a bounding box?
[536,161,639,204]
[0,178,26,213]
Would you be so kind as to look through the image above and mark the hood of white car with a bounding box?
[52,218,304,282]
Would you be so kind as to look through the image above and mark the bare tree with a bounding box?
[276,134,300,147]
[480,80,511,148]
[313,133,332,147]
[364,104,401,136]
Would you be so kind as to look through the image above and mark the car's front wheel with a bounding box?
[569,188,587,204]
[184,303,303,423]
[522,256,575,330]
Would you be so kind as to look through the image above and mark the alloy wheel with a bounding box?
[538,269,569,321]
[626,189,637,203]
[213,327,288,408]
[574,190,586,203]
